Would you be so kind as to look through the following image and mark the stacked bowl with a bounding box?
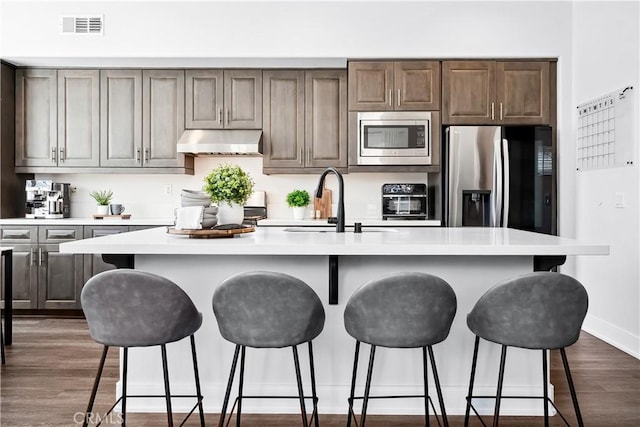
[178,190,218,228]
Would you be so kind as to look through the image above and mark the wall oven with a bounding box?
[357,111,432,165]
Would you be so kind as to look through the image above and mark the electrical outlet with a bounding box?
[70,186,78,194]
[615,192,625,208]
[164,184,172,196]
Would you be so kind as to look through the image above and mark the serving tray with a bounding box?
[166,225,255,239]
[93,214,131,219]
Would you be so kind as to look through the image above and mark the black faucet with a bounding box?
[316,167,345,233]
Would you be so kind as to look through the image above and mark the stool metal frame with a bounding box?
[344,272,457,427]
[81,269,205,427]
[212,271,325,427]
[464,272,588,427]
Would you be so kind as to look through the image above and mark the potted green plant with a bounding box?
[90,189,113,215]
[286,189,310,220]
[203,164,254,225]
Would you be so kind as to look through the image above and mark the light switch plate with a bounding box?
[615,192,625,208]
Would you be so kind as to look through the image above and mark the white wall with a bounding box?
[572,1,640,358]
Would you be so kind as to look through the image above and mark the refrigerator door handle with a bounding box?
[493,135,503,227]
[502,138,510,227]
[444,127,450,226]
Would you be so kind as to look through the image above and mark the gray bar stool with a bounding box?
[343,272,457,427]
[81,269,205,427]
[212,271,325,427]
[465,272,588,427]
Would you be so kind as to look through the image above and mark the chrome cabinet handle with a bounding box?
[500,102,503,120]
[59,148,65,162]
[29,248,34,266]
[136,148,141,163]
[491,102,495,120]
[299,147,303,165]
[226,109,230,125]
[397,89,400,107]
[218,108,223,124]
[388,89,392,107]
[38,247,43,266]
[51,147,57,163]
[144,148,149,163]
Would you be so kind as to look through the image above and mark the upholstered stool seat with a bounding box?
[81,269,205,427]
[212,271,325,427]
[344,272,457,427]
[465,272,588,427]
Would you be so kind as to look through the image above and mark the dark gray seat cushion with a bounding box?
[81,269,202,347]
[344,272,457,348]
[467,272,588,349]
[212,271,325,348]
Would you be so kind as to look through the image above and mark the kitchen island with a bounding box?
[60,226,608,416]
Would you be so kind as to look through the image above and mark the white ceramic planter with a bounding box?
[96,205,109,215]
[217,201,244,225]
[292,206,306,220]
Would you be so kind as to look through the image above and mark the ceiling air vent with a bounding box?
[60,15,104,35]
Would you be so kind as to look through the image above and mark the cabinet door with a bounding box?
[83,225,130,282]
[305,70,347,168]
[394,61,441,111]
[496,62,550,125]
[1,244,37,309]
[57,70,100,166]
[142,70,186,167]
[224,70,262,129]
[100,70,143,167]
[442,61,496,124]
[262,70,305,168]
[15,69,57,167]
[38,244,83,309]
[348,62,393,111]
[185,69,224,129]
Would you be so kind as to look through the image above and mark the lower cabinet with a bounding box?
[83,225,130,283]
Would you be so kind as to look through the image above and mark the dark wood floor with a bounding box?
[1,318,639,426]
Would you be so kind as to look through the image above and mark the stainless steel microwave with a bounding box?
[357,111,432,165]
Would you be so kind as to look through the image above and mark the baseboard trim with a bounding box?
[582,314,640,359]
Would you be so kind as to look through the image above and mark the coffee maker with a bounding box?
[25,180,71,219]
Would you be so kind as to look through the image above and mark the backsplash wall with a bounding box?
[36,157,429,220]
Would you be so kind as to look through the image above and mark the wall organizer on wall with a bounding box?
[576,86,635,171]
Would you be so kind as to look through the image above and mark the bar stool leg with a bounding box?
[83,346,110,427]
[160,344,174,427]
[347,341,361,427]
[308,341,320,427]
[422,347,430,427]
[219,345,241,427]
[493,345,508,427]
[560,348,585,427]
[293,345,309,427]
[428,346,449,427]
[237,345,246,427]
[122,347,129,427]
[361,344,377,427]
[464,336,480,427]
[190,335,205,427]
[542,350,549,427]
[1,317,5,364]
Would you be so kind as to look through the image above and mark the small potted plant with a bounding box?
[286,189,310,220]
[203,164,254,225]
[90,189,113,215]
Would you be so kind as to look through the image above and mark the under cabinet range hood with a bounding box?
[176,130,263,156]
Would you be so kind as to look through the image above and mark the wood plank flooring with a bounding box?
[1,318,639,426]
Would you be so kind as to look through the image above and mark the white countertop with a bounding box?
[60,226,609,257]
[258,218,442,227]
[0,217,174,226]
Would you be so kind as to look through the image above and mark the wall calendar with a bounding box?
[576,86,635,171]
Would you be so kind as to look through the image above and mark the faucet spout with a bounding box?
[316,167,345,233]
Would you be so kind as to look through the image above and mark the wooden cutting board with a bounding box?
[313,183,332,219]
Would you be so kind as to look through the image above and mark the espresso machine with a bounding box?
[25,180,71,218]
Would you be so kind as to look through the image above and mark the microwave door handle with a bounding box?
[502,138,510,228]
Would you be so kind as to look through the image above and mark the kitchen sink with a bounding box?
[282,227,398,233]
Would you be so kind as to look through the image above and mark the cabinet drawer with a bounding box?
[0,226,38,243]
[38,226,82,243]
[84,225,130,239]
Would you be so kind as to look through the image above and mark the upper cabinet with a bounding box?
[442,61,550,125]
[262,69,347,173]
[348,61,440,111]
[15,69,57,167]
[185,69,262,129]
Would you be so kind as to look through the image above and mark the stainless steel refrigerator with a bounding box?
[443,125,554,234]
